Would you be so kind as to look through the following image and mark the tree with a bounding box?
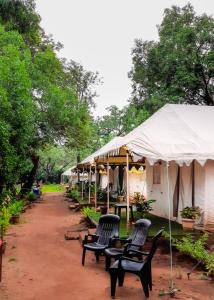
[129,4,214,113]
[0,25,35,195]
[0,0,98,197]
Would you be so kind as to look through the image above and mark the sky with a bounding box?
[36,0,214,117]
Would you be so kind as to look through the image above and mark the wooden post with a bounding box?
[192,160,195,207]
[81,167,84,201]
[88,165,91,204]
[95,164,97,209]
[107,156,110,213]
[126,152,130,223]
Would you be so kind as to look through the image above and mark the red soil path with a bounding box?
[0,192,213,300]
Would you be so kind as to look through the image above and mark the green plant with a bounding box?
[97,188,107,202]
[82,207,100,223]
[175,233,214,276]
[69,189,80,201]
[133,193,156,215]
[0,207,11,238]
[8,201,24,216]
[28,191,36,202]
[180,206,201,219]
[90,184,96,196]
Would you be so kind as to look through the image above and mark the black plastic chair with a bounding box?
[105,219,151,271]
[82,214,120,266]
[109,228,164,299]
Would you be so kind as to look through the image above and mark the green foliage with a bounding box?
[129,3,214,116]
[28,191,36,201]
[69,189,80,201]
[8,200,24,216]
[82,207,100,223]
[175,233,214,275]
[133,193,156,215]
[0,206,11,237]
[97,188,107,202]
[180,206,201,219]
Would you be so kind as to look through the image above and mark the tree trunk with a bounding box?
[19,154,39,197]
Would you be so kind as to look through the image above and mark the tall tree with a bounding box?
[129,4,214,113]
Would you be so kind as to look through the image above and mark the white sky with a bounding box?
[36,0,214,116]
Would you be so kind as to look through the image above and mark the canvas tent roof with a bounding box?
[95,104,214,166]
[78,136,124,167]
[62,166,76,176]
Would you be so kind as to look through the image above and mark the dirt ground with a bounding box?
[0,192,213,300]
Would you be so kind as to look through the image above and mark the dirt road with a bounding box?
[0,193,213,300]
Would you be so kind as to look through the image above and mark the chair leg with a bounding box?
[140,275,149,298]
[82,247,86,266]
[118,270,125,287]
[110,270,118,299]
[148,268,152,291]
[95,252,100,263]
[105,256,111,271]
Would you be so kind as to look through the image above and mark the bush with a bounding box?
[69,189,80,201]
[28,191,36,202]
[180,206,201,219]
[175,233,214,276]
[0,207,11,238]
[8,200,24,216]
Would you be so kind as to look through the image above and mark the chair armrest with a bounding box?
[83,234,98,244]
[125,248,149,257]
[124,242,142,252]
[118,255,144,268]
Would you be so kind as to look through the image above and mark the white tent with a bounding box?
[61,166,88,183]
[95,104,214,226]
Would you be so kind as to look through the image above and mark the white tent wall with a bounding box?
[122,168,147,198]
[146,160,198,222]
[204,160,214,225]
[146,161,177,219]
[100,174,108,189]
[177,165,193,222]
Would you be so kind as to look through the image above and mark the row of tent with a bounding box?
[62,104,214,227]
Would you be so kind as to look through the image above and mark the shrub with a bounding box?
[69,189,80,201]
[28,191,36,202]
[0,207,11,238]
[175,233,214,276]
[8,200,24,216]
[180,206,201,219]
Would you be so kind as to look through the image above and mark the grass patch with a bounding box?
[41,184,65,193]
[85,208,185,238]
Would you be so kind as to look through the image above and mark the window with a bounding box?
[153,163,161,184]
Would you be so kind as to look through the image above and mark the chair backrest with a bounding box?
[128,219,151,251]
[96,214,120,246]
[144,228,164,266]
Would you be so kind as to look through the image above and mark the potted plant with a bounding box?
[8,200,24,224]
[180,206,201,229]
[133,193,156,216]
[0,207,11,253]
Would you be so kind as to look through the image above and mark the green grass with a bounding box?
[41,184,65,193]
[86,209,185,238]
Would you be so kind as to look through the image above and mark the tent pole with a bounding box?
[107,156,110,213]
[88,165,91,204]
[82,167,84,201]
[95,163,97,209]
[126,152,130,223]
[166,161,174,290]
[192,160,195,207]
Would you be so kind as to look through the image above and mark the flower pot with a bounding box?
[182,218,195,230]
[10,215,20,224]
